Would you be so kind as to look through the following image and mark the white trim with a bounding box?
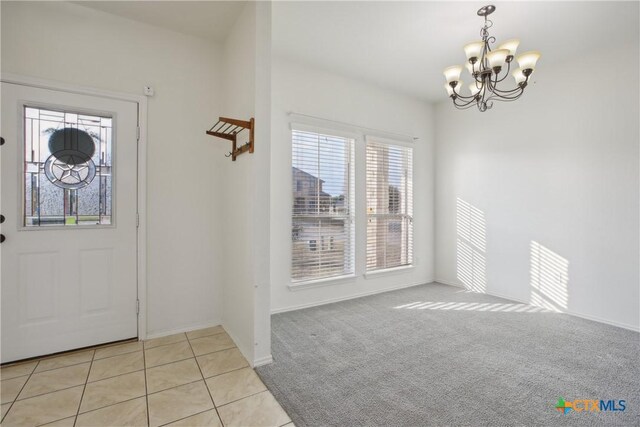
[434,279,640,332]
[566,309,640,332]
[289,274,356,291]
[364,134,415,148]
[2,73,150,341]
[290,122,360,141]
[364,265,414,279]
[145,320,222,340]
[253,355,274,367]
[273,281,426,314]
[1,73,146,104]
[288,111,417,142]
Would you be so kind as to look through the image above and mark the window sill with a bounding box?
[288,274,356,291]
[364,265,414,279]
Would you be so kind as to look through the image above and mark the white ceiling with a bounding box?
[75,1,246,42]
[273,1,639,101]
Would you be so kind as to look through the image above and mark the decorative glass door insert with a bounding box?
[24,106,113,226]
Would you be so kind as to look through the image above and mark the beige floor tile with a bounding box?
[190,333,235,356]
[79,370,146,413]
[40,416,76,426]
[88,351,144,382]
[146,358,202,394]
[144,333,187,349]
[1,375,29,404]
[76,396,147,427]
[165,409,222,427]
[18,363,90,400]
[218,391,291,427]
[94,341,143,360]
[282,423,295,427]
[206,367,266,406]
[145,341,193,368]
[1,385,83,426]
[197,348,249,378]
[35,350,94,373]
[186,326,225,340]
[147,380,214,427]
[0,362,37,381]
[2,402,11,420]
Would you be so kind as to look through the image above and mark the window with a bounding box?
[291,129,354,282]
[23,106,113,227]
[366,139,413,271]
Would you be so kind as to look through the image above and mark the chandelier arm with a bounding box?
[454,102,479,110]
[451,82,478,100]
[452,96,478,109]
[493,61,512,84]
[490,84,524,95]
[453,91,478,100]
[485,90,525,102]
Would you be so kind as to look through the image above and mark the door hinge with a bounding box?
[136,212,140,228]
[136,126,140,141]
[136,299,140,315]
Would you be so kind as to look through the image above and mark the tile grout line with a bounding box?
[156,407,213,427]
[76,395,147,419]
[215,389,271,409]
[29,343,139,375]
[72,350,96,427]
[185,333,225,427]
[144,329,226,351]
[142,340,151,427]
[86,366,145,384]
[14,351,247,407]
[1,329,229,426]
[15,379,89,403]
[1,358,41,423]
[5,365,276,426]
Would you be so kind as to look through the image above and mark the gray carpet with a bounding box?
[256,283,640,426]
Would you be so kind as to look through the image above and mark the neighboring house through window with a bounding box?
[366,138,413,271]
[291,129,355,282]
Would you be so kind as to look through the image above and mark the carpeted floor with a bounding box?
[256,282,640,426]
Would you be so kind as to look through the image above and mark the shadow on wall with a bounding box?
[456,198,486,293]
[530,241,569,312]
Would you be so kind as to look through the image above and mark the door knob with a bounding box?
[0,214,4,223]
[0,234,5,243]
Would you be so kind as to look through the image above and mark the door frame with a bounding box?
[1,72,149,341]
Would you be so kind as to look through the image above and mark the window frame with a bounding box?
[290,125,356,285]
[364,136,414,273]
[288,124,415,289]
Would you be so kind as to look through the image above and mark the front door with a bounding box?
[1,82,139,363]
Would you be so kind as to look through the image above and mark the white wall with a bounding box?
[435,45,640,331]
[220,2,272,366]
[270,57,435,312]
[1,1,227,336]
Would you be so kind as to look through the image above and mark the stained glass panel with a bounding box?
[23,106,113,227]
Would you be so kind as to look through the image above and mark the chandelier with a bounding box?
[443,5,541,112]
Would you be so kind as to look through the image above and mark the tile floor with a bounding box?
[0,326,292,427]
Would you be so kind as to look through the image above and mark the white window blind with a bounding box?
[291,129,355,282]
[366,139,413,271]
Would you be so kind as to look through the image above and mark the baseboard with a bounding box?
[144,319,222,340]
[434,278,464,289]
[564,309,639,332]
[253,355,273,367]
[271,281,428,314]
[433,278,640,332]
